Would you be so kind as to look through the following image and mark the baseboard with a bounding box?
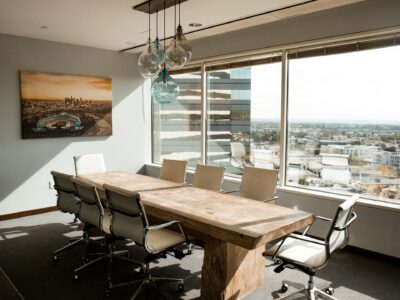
[0,206,58,221]
[344,245,400,264]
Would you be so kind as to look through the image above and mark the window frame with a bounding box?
[150,28,400,207]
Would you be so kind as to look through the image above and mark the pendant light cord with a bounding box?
[156,10,158,38]
[178,0,181,26]
[174,0,177,37]
[148,0,151,41]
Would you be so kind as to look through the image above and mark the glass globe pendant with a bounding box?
[165,37,187,69]
[137,38,162,78]
[176,24,192,63]
[164,1,187,70]
[151,67,179,104]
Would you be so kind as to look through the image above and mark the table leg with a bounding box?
[201,238,264,300]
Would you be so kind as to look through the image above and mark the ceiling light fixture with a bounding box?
[137,0,162,78]
[175,0,192,63]
[150,1,179,104]
[165,1,187,69]
[134,0,191,104]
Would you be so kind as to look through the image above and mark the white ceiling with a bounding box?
[0,0,363,53]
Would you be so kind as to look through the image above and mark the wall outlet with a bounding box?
[49,181,54,189]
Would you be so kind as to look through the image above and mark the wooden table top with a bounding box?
[140,186,314,250]
[79,172,314,250]
[77,171,183,192]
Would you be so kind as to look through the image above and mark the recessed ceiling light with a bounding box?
[189,23,202,28]
[40,25,48,29]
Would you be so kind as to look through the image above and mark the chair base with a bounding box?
[278,278,336,300]
[53,237,83,261]
[106,263,184,300]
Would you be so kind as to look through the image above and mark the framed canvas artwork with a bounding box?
[20,71,112,139]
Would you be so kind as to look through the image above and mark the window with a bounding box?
[286,45,400,203]
[152,70,202,168]
[151,33,400,205]
[205,60,281,176]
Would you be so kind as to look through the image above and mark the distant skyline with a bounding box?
[20,71,112,101]
[251,45,400,124]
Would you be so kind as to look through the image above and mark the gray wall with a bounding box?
[148,0,400,258]
[0,34,144,215]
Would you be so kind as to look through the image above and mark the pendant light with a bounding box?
[176,0,192,63]
[137,0,162,78]
[151,10,165,64]
[151,2,179,104]
[164,1,187,69]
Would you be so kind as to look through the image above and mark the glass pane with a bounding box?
[152,71,201,168]
[286,45,400,204]
[206,63,281,177]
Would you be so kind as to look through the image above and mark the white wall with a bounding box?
[0,34,145,215]
[190,0,400,61]
[147,0,400,258]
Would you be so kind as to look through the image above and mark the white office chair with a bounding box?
[51,171,82,260]
[230,142,253,169]
[104,184,189,299]
[191,164,225,192]
[73,153,106,176]
[265,194,359,300]
[159,159,187,184]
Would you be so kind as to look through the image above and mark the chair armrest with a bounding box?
[315,215,333,222]
[147,220,179,231]
[221,189,240,194]
[263,196,279,203]
[302,215,333,235]
[148,221,188,241]
[334,211,357,231]
[289,233,326,246]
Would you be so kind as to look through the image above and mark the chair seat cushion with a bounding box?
[265,234,327,268]
[146,228,185,253]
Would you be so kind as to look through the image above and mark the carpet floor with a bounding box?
[0,211,399,300]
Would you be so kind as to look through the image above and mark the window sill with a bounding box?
[276,186,400,213]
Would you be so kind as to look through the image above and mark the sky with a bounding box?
[251,45,400,124]
[20,71,112,101]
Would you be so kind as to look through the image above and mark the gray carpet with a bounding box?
[0,211,399,300]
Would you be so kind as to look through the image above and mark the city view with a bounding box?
[250,119,400,203]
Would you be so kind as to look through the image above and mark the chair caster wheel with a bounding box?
[138,266,145,275]
[326,287,334,295]
[53,255,58,262]
[74,274,79,281]
[281,283,288,293]
[177,283,184,292]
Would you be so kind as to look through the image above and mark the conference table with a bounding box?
[78,171,315,300]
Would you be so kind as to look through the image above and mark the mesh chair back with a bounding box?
[239,167,278,202]
[51,171,79,215]
[71,178,104,229]
[159,159,187,184]
[74,153,106,176]
[327,194,359,253]
[104,185,147,246]
[192,164,224,192]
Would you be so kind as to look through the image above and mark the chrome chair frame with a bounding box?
[104,186,190,299]
[269,196,358,300]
